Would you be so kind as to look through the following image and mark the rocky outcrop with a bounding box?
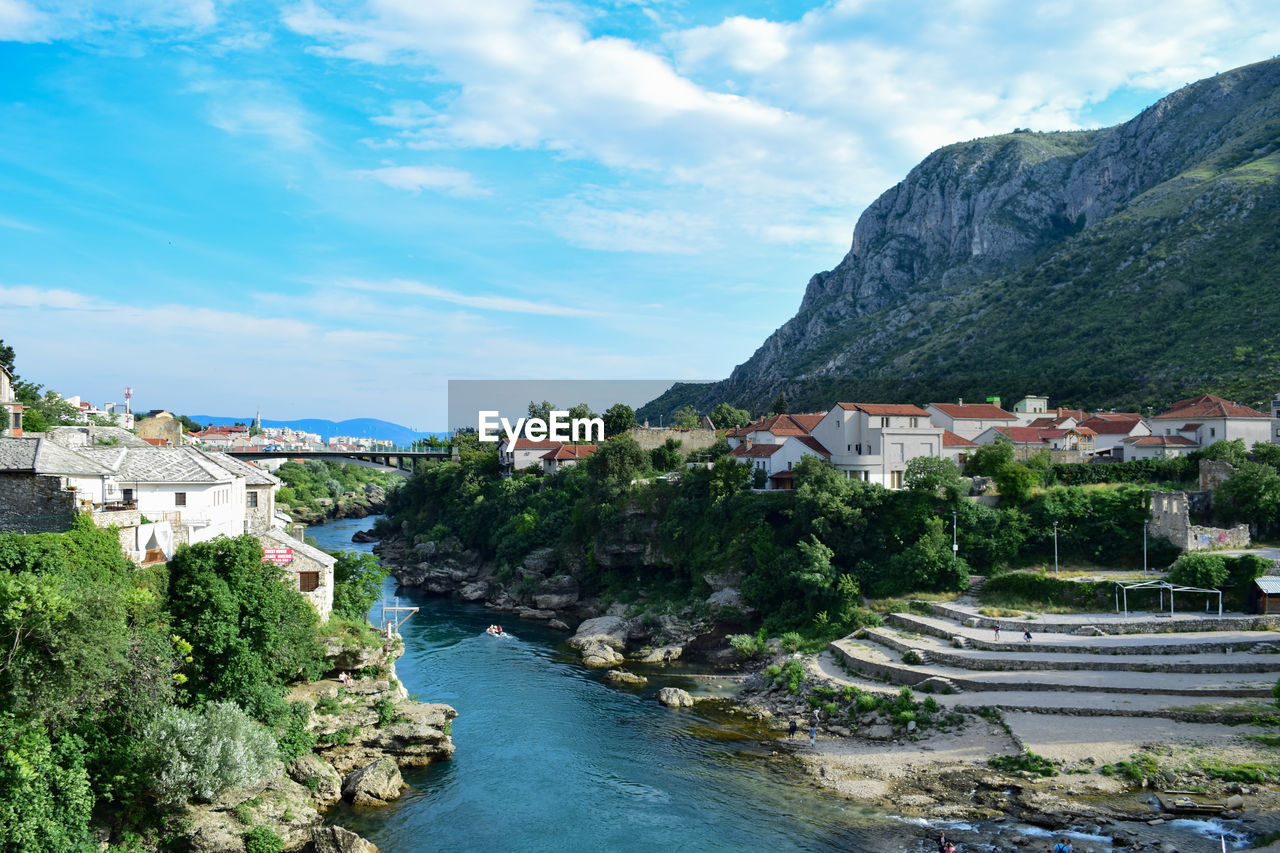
[604,669,648,686]
[342,758,405,807]
[637,57,1280,416]
[656,687,694,708]
[312,826,378,853]
[287,753,343,810]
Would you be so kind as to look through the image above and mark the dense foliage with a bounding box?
[332,551,390,622]
[0,522,332,846]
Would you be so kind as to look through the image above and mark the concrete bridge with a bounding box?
[227,449,450,476]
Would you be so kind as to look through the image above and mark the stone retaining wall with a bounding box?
[828,640,1269,697]
[0,472,75,533]
[867,626,1278,673]
[925,601,1280,634]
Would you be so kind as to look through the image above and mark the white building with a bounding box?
[1147,394,1272,451]
[730,434,830,490]
[1077,414,1150,458]
[810,403,943,488]
[926,401,1019,441]
[497,437,562,474]
[1121,434,1198,460]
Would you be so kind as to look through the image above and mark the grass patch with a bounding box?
[1202,762,1277,784]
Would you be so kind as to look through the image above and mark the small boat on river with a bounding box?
[486,625,510,638]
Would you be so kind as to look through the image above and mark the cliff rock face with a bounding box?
[642,57,1280,416]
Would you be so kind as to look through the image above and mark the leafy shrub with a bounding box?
[147,702,278,806]
[331,551,390,623]
[243,825,284,853]
[1169,552,1228,589]
[855,693,878,713]
[922,696,940,714]
[318,725,359,747]
[275,701,315,761]
[988,750,1058,777]
[727,631,768,659]
[780,632,803,653]
[374,698,397,728]
[1203,763,1274,784]
[0,715,95,852]
[901,650,923,665]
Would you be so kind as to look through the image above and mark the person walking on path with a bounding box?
[1023,629,1032,643]
[993,622,1000,642]
[788,718,797,739]
[809,723,816,747]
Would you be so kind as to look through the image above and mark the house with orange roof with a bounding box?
[926,400,1019,441]
[1147,394,1271,450]
[974,425,1096,457]
[1120,434,1199,460]
[940,430,977,465]
[730,433,831,490]
[810,402,944,488]
[541,443,599,474]
[1078,414,1150,457]
[725,413,826,451]
[498,436,563,474]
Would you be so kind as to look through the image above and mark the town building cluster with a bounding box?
[0,420,335,619]
[726,393,1276,491]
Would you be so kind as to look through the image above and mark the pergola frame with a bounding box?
[1114,579,1222,617]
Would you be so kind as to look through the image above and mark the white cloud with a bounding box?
[0,0,215,41]
[354,165,489,198]
[0,0,50,41]
[207,99,315,150]
[332,278,604,318]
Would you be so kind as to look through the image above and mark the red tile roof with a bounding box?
[1078,415,1144,435]
[541,444,599,461]
[995,427,1051,444]
[1178,423,1202,431]
[790,413,826,431]
[1122,435,1198,447]
[731,442,785,458]
[929,403,1017,420]
[733,413,820,438]
[836,402,931,417]
[1153,394,1267,420]
[504,438,562,451]
[793,435,831,458]
[942,430,977,447]
[141,437,168,446]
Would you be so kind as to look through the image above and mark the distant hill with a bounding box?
[188,415,439,444]
[640,57,1280,423]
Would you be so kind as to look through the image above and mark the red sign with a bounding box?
[261,548,294,565]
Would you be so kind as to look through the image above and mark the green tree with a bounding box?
[177,414,203,434]
[527,400,554,422]
[0,715,95,852]
[966,438,1015,476]
[709,402,751,431]
[331,551,389,622]
[881,517,970,595]
[904,456,965,500]
[649,437,684,472]
[768,392,789,415]
[0,339,15,377]
[584,435,649,502]
[167,536,324,723]
[602,403,636,437]
[1214,462,1280,529]
[671,405,701,430]
[1169,552,1228,588]
[1195,438,1249,468]
[994,462,1038,505]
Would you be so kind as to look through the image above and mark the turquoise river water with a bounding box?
[306,516,1254,853]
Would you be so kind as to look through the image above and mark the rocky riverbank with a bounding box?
[282,482,390,526]
[173,635,456,853]
[375,531,751,669]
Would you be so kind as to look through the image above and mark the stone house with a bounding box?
[135,411,184,446]
[810,403,942,488]
[0,437,118,533]
[257,526,335,622]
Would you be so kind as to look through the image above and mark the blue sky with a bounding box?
[2,0,1277,429]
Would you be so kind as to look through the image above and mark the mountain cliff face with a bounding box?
[642,58,1280,420]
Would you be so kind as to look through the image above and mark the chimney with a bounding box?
[958,398,964,406]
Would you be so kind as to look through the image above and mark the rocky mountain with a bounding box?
[641,57,1280,421]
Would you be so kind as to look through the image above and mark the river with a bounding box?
[306,516,1253,853]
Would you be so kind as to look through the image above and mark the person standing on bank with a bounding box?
[788,718,797,739]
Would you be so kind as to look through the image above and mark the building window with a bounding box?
[880,417,890,428]
[909,417,919,428]
[1210,428,1216,437]
[298,571,320,593]
[890,470,903,489]
[123,488,133,502]
[175,492,186,507]
[247,492,259,508]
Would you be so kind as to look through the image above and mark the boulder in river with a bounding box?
[604,669,648,687]
[580,642,624,668]
[342,758,406,806]
[313,825,379,853]
[568,615,629,651]
[351,528,380,543]
[657,687,693,708]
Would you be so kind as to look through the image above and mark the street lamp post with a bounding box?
[1053,521,1059,576]
[952,510,959,557]
[1143,520,1149,576]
